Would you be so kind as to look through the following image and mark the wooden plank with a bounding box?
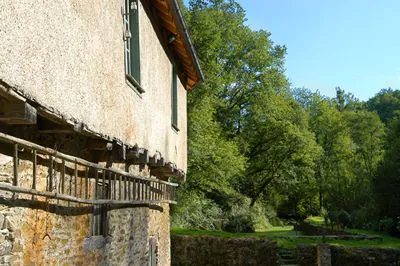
[61,159,65,194]
[139,149,149,164]
[126,148,140,160]
[0,183,177,205]
[102,170,106,199]
[74,163,78,196]
[113,173,116,200]
[13,143,18,199]
[32,150,37,190]
[0,102,37,124]
[49,155,53,191]
[153,0,169,13]
[149,156,158,165]
[85,167,89,199]
[87,139,108,150]
[94,170,99,200]
[0,132,178,186]
[133,179,136,200]
[157,157,165,167]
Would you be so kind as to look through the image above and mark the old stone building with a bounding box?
[0,0,202,265]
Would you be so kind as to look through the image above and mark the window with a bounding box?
[171,64,178,130]
[124,0,143,93]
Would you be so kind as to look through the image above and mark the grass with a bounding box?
[171,226,296,239]
[275,235,400,249]
[305,216,325,226]
[171,225,400,249]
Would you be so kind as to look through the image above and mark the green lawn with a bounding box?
[171,226,296,239]
[304,216,325,226]
[171,226,400,249]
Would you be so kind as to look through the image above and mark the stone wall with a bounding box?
[297,245,317,266]
[295,222,351,236]
[0,154,171,265]
[171,235,278,266]
[331,247,400,266]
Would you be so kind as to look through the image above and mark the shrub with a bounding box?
[396,217,400,232]
[337,210,352,229]
[326,211,338,229]
[222,203,256,233]
[171,189,224,230]
[379,217,394,234]
[348,203,379,229]
[223,213,254,233]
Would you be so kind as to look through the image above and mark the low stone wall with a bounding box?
[171,235,278,266]
[297,245,317,266]
[295,221,350,236]
[331,247,400,266]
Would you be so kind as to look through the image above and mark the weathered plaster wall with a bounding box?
[0,154,171,265]
[0,0,187,171]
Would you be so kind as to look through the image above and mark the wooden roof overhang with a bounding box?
[142,0,204,90]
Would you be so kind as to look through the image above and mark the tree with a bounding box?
[375,119,400,221]
[237,91,321,207]
[367,88,400,124]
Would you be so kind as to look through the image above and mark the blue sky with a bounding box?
[185,0,400,101]
[238,0,400,101]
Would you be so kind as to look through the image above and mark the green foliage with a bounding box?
[171,228,400,249]
[223,205,255,233]
[174,0,397,235]
[375,119,400,224]
[296,196,319,218]
[337,210,352,229]
[367,88,400,124]
[379,217,394,234]
[172,188,223,230]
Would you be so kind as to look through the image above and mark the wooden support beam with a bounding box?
[87,139,106,150]
[37,116,73,134]
[0,102,37,124]
[126,146,140,160]
[139,149,149,164]
[149,155,158,165]
[157,157,165,167]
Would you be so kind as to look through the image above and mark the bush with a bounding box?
[351,205,378,229]
[223,213,254,233]
[337,210,352,229]
[396,217,400,232]
[296,197,320,219]
[171,189,224,230]
[222,203,256,233]
[251,203,273,231]
[379,217,394,234]
[326,211,338,228]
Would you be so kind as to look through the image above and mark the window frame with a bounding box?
[124,0,144,93]
[171,64,179,131]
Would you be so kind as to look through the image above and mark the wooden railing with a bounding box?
[0,132,177,205]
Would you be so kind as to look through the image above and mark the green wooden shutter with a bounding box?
[130,0,140,84]
[172,65,178,128]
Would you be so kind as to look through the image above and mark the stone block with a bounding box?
[0,255,13,265]
[4,216,18,232]
[0,228,9,237]
[12,241,23,252]
[0,241,12,256]
[0,213,4,229]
